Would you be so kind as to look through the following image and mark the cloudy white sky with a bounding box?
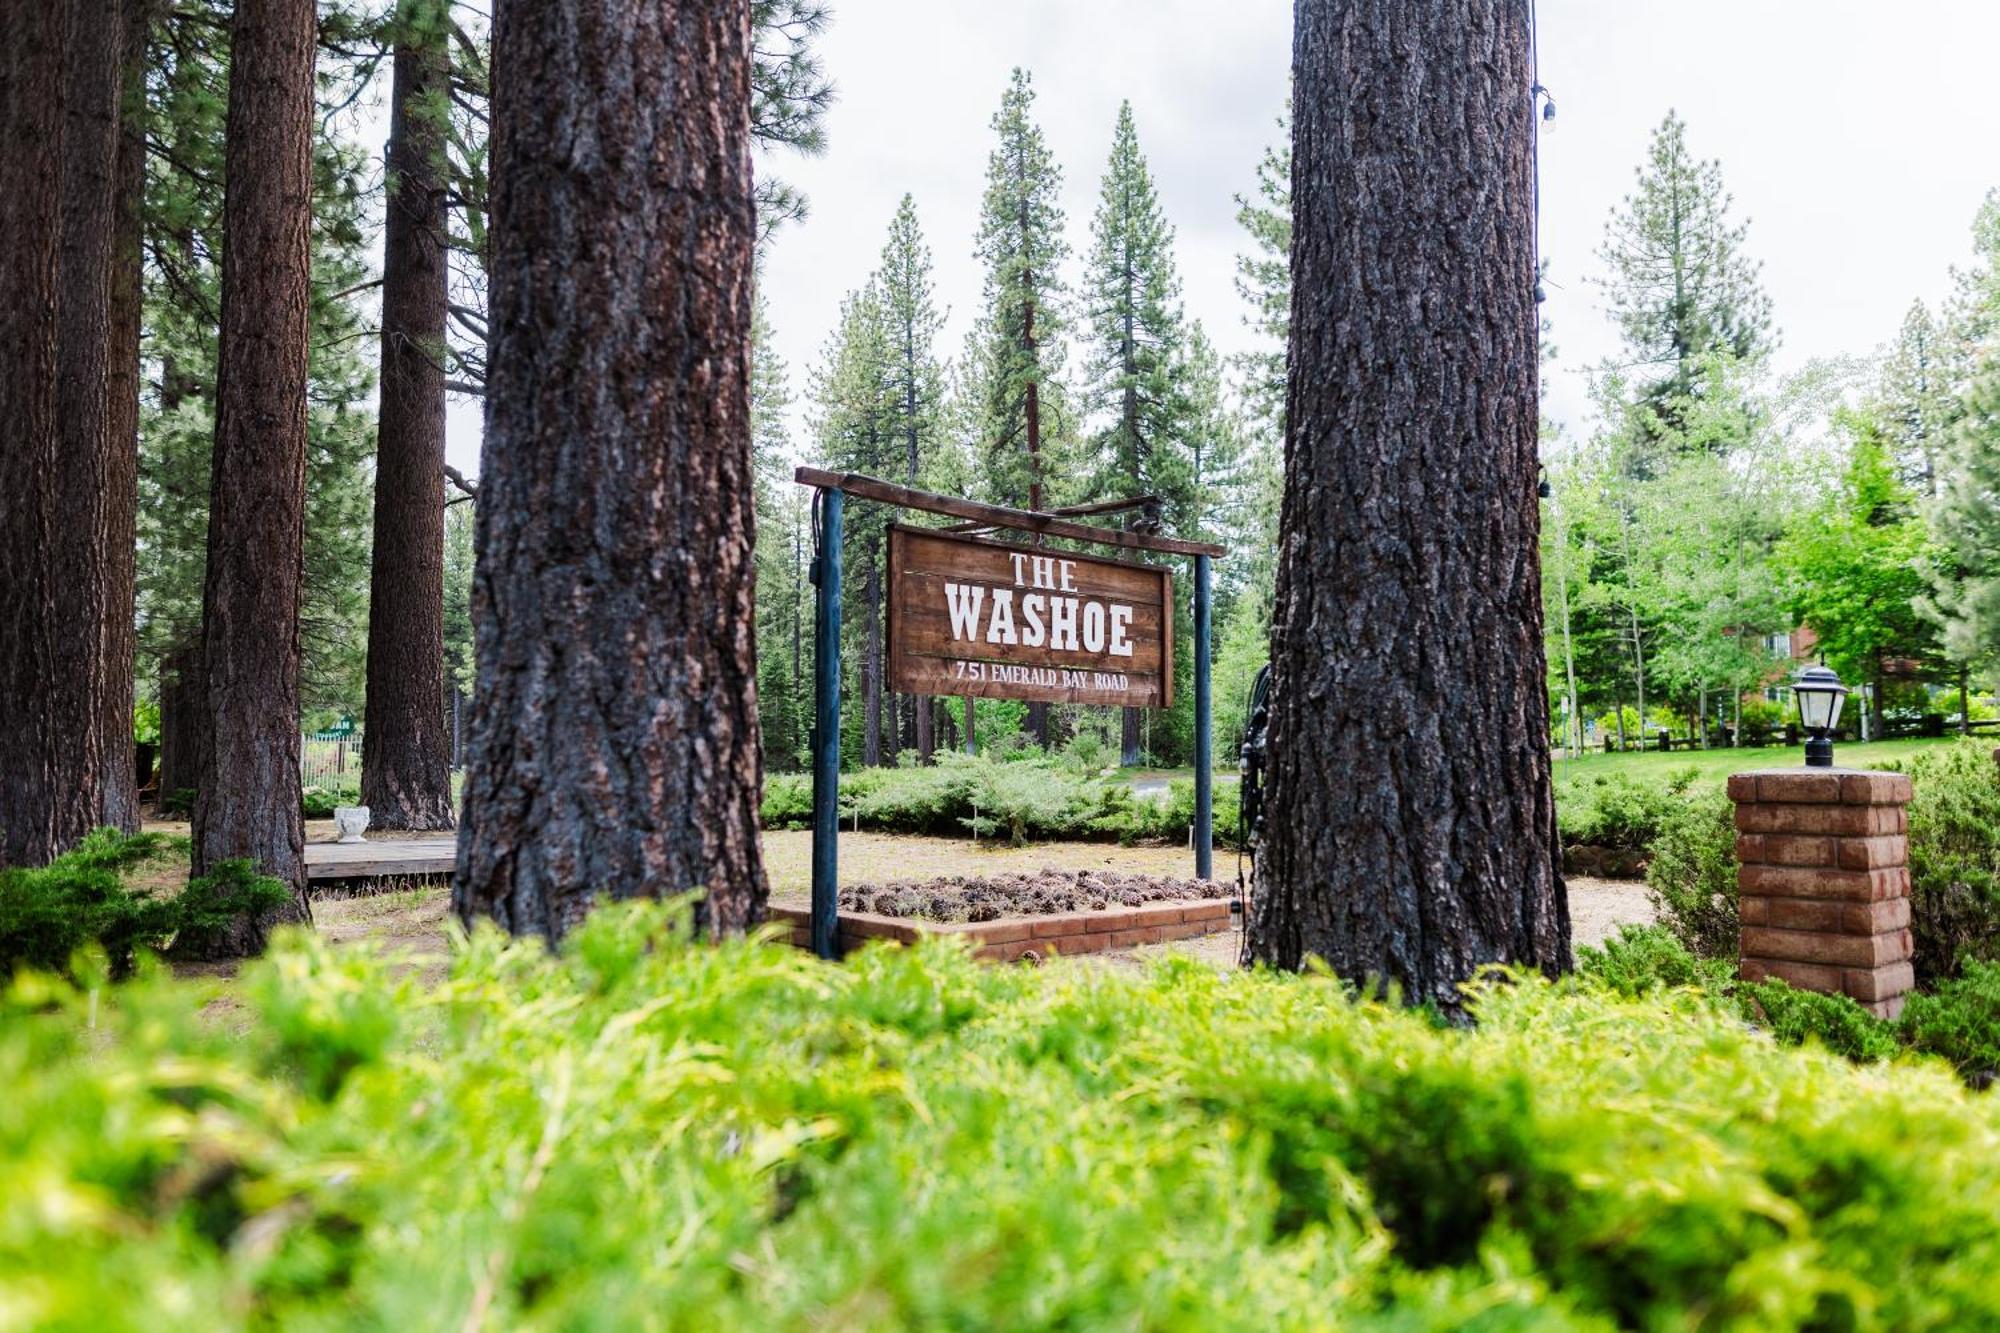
[446,0,2000,476]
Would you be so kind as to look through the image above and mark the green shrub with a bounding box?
[161,787,197,818]
[1576,924,1734,998]
[0,830,292,980]
[1891,740,2000,983]
[1900,960,2000,1080]
[760,773,813,828]
[0,830,181,979]
[1736,979,1903,1064]
[300,780,360,820]
[11,910,2000,1327]
[756,755,1248,850]
[1555,768,1692,852]
[1642,789,1739,958]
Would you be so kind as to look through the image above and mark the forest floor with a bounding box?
[144,824,1652,985]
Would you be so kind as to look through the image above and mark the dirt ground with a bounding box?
[150,825,1654,978]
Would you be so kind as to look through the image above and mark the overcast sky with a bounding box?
[445,0,2000,477]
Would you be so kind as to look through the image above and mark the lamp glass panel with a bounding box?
[1798,688,1836,730]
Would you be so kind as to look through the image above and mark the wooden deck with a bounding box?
[304,836,456,883]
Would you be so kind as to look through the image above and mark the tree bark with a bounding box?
[362,14,457,832]
[186,0,317,953]
[157,646,209,808]
[52,0,126,845]
[0,0,73,867]
[99,0,151,835]
[1247,0,1569,1007]
[456,0,766,942]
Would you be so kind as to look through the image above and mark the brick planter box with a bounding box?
[767,898,1237,963]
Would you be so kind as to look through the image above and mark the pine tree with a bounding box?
[876,194,949,759]
[1082,108,1198,768]
[810,284,898,765]
[1598,111,1773,438]
[1931,357,2000,669]
[751,292,809,772]
[969,68,1071,515]
[0,0,81,867]
[361,0,456,831]
[136,2,378,794]
[968,68,1072,747]
[1233,100,1291,441]
[1878,300,1964,498]
[185,0,320,951]
[1083,103,1192,509]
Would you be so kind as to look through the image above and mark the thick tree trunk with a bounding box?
[456,0,766,942]
[185,0,317,953]
[1247,0,1568,1006]
[0,0,73,867]
[99,0,151,835]
[52,0,126,844]
[362,19,457,832]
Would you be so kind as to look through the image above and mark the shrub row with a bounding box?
[10,905,2000,1327]
[762,751,1245,851]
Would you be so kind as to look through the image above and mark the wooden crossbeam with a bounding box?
[793,468,1225,559]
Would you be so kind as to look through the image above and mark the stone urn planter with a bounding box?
[333,806,372,844]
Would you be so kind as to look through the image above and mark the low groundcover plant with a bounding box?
[6,902,2000,1329]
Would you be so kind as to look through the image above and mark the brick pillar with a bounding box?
[1727,769,1915,1019]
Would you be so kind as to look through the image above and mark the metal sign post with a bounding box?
[809,487,843,959]
[1194,553,1213,881]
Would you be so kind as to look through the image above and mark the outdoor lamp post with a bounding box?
[1794,665,1850,768]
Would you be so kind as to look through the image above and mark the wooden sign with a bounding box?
[887,524,1174,708]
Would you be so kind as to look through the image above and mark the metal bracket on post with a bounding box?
[1194,553,1213,882]
[810,488,844,959]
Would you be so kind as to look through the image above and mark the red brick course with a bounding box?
[1732,767,1914,1019]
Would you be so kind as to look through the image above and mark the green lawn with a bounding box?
[1553,735,1955,785]
[1134,735,1966,791]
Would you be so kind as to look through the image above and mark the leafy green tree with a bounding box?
[1777,423,1941,735]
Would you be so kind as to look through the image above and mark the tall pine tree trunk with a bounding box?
[52,0,127,847]
[903,357,933,763]
[1247,0,1568,1006]
[99,0,151,833]
[157,647,208,809]
[456,0,766,941]
[185,0,317,953]
[0,0,74,866]
[362,14,456,832]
